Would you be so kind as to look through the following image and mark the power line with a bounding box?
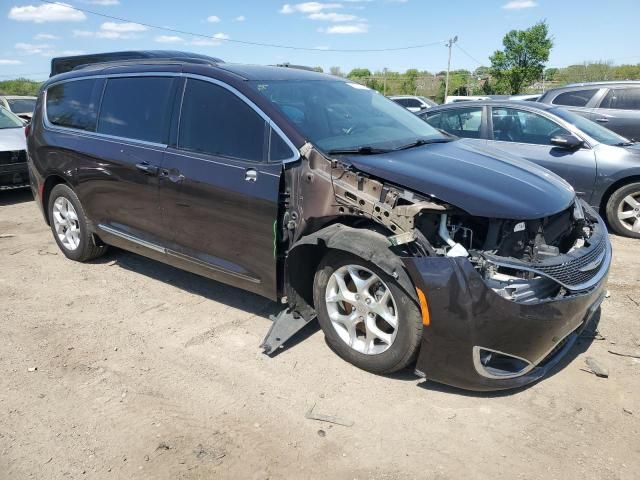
[37,0,445,53]
[455,44,486,67]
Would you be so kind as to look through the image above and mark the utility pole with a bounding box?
[444,35,458,102]
[383,67,388,96]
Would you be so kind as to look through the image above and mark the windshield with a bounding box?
[250,80,447,153]
[551,107,630,146]
[0,107,24,129]
[7,98,36,115]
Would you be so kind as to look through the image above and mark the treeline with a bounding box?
[0,78,42,96]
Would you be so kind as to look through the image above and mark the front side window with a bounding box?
[552,89,599,107]
[599,88,640,110]
[97,77,175,144]
[492,108,569,145]
[426,107,483,139]
[46,79,101,131]
[251,80,446,154]
[551,107,629,145]
[178,79,267,161]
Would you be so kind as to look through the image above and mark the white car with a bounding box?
[444,95,491,104]
[0,106,28,189]
[0,95,37,121]
[389,95,437,112]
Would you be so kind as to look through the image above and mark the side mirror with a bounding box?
[550,133,583,149]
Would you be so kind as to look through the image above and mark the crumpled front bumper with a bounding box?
[403,248,610,391]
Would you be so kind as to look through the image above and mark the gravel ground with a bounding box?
[1,188,639,480]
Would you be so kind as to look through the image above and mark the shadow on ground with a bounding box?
[0,188,33,207]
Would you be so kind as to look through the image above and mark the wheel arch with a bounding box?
[41,174,71,225]
[285,223,418,315]
[599,174,640,216]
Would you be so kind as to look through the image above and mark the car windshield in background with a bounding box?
[0,107,24,129]
[7,98,36,115]
[250,80,447,153]
[551,107,631,146]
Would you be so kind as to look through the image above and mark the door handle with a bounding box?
[135,162,159,175]
[595,118,609,123]
[245,169,258,182]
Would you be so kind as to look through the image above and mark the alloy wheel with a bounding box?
[617,192,640,233]
[325,264,398,355]
[52,197,81,251]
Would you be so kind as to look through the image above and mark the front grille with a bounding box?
[533,234,607,289]
[0,150,26,166]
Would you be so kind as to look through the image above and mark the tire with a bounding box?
[48,183,108,261]
[605,182,640,238]
[312,250,423,374]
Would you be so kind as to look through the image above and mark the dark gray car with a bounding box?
[537,81,640,140]
[419,101,640,238]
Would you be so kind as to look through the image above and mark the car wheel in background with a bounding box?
[48,183,108,261]
[606,182,640,239]
[313,250,423,374]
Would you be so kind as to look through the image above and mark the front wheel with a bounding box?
[313,250,423,374]
[48,183,108,261]
[605,182,640,238]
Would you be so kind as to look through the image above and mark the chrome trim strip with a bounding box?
[98,224,165,253]
[42,71,300,164]
[97,224,260,283]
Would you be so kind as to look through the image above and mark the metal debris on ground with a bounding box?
[27,367,37,372]
[584,357,609,378]
[623,408,633,415]
[305,403,354,427]
[0,233,15,238]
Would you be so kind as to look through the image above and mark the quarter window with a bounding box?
[178,79,267,161]
[426,107,483,139]
[97,77,176,144]
[492,108,569,145]
[600,88,640,110]
[552,89,599,107]
[46,79,101,131]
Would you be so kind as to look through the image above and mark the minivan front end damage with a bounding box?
[279,144,610,391]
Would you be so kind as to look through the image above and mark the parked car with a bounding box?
[537,81,640,140]
[445,95,490,104]
[389,95,437,112]
[418,100,640,238]
[509,94,540,102]
[0,106,28,189]
[0,95,37,121]
[28,51,611,391]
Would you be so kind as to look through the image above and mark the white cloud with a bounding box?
[85,0,120,5]
[280,2,343,14]
[190,33,229,47]
[308,12,359,22]
[0,59,22,65]
[73,22,147,39]
[234,15,246,22]
[15,42,52,54]
[34,33,59,40]
[324,23,368,34]
[155,35,185,43]
[207,15,221,23]
[8,3,86,23]
[502,0,538,9]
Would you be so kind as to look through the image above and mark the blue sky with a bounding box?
[1,0,639,80]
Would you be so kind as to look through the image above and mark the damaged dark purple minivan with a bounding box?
[27,52,610,391]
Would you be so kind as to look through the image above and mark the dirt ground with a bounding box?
[1,188,639,480]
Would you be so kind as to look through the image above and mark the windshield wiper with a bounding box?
[615,140,636,146]
[393,138,453,151]
[327,146,392,156]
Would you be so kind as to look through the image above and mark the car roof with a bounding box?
[214,63,339,81]
[420,100,557,115]
[561,80,640,88]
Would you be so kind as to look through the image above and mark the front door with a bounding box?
[160,78,289,299]
[488,107,597,202]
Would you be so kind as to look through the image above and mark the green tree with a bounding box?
[0,78,42,96]
[489,21,553,94]
[347,68,372,79]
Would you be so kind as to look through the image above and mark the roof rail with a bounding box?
[275,63,319,72]
[50,51,224,77]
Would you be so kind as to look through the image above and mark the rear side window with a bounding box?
[599,88,640,110]
[178,79,266,161]
[46,79,101,131]
[426,107,483,139]
[552,89,599,107]
[97,77,176,144]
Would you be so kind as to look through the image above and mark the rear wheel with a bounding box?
[606,182,640,238]
[313,250,423,374]
[48,183,107,261]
